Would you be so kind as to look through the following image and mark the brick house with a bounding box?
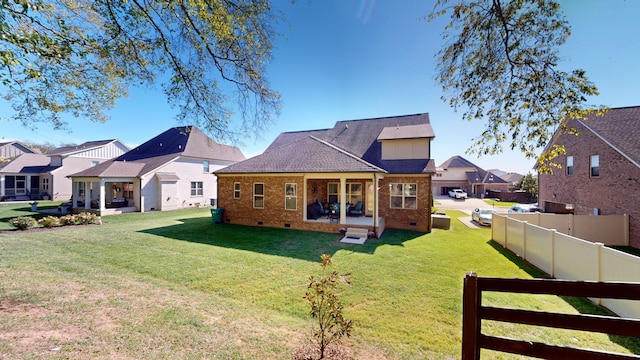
[538,106,640,248]
[214,113,436,237]
[432,155,510,198]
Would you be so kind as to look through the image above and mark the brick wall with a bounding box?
[217,174,432,234]
[539,121,640,247]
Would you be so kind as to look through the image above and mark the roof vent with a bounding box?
[159,142,163,147]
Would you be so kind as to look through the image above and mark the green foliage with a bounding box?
[303,254,353,359]
[9,216,38,230]
[516,172,538,200]
[429,0,606,168]
[0,0,281,141]
[38,215,62,228]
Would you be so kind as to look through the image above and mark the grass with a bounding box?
[1,205,638,359]
[483,199,521,208]
[0,201,65,230]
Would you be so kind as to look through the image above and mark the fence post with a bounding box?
[624,214,630,246]
[462,272,480,360]
[595,242,604,305]
[550,229,556,278]
[522,221,528,260]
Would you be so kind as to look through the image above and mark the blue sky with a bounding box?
[1,0,639,175]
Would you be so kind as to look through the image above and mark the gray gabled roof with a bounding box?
[0,153,59,173]
[439,155,481,170]
[46,139,117,156]
[239,113,435,175]
[71,126,244,178]
[217,136,386,174]
[576,106,640,168]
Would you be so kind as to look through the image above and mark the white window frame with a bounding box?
[78,182,86,197]
[191,181,203,196]
[285,183,297,210]
[234,182,241,199]
[203,160,210,173]
[254,183,264,209]
[389,183,417,209]
[327,182,362,204]
[91,161,99,167]
[42,177,49,191]
[590,155,600,177]
[566,156,573,176]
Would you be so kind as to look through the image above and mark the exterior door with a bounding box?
[15,176,26,195]
[366,181,374,216]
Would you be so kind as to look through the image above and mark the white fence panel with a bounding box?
[524,223,554,275]
[492,214,507,247]
[506,218,526,257]
[600,247,640,318]
[553,233,599,282]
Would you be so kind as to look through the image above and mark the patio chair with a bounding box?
[348,201,363,216]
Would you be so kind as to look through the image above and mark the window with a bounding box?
[390,183,417,209]
[78,182,86,197]
[42,178,49,191]
[191,181,203,196]
[91,161,99,167]
[566,156,573,175]
[327,183,339,204]
[203,160,210,173]
[234,182,241,199]
[285,183,297,210]
[254,183,264,208]
[123,182,134,199]
[346,183,362,204]
[327,182,362,204]
[590,155,600,177]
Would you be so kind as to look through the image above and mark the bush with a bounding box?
[9,216,38,230]
[76,212,101,225]
[38,216,62,228]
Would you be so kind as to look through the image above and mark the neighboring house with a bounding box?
[69,126,245,214]
[500,172,524,189]
[538,105,640,248]
[0,140,129,201]
[432,155,509,197]
[214,113,436,236]
[0,141,37,160]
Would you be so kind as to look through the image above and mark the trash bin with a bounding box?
[30,202,38,212]
[211,208,224,224]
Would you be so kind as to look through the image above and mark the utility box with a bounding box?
[431,214,451,230]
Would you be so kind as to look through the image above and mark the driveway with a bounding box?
[434,195,506,228]
[434,196,499,215]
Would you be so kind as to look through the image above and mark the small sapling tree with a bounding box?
[303,254,353,359]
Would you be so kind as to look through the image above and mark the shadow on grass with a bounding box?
[140,216,425,262]
[487,240,640,355]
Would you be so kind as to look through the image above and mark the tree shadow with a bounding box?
[139,216,425,262]
[487,240,640,355]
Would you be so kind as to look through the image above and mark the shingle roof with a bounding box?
[71,126,244,178]
[249,113,435,175]
[218,136,386,174]
[576,106,640,167]
[46,140,116,156]
[0,153,59,173]
[439,155,481,169]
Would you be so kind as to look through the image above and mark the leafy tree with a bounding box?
[516,172,537,201]
[428,0,606,173]
[303,254,353,359]
[0,0,281,142]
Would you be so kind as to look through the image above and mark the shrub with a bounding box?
[74,212,101,225]
[9,216,38,230]
[303,254,353,359]
[38,216,62,228]
[59,214,80,226]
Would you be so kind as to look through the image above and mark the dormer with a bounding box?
[377,123,434,160]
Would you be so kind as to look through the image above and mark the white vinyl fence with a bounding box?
[491,213,640,319]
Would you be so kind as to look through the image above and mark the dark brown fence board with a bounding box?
[481,307,640,337]
[481,335,640,360]
[462,272,640,359]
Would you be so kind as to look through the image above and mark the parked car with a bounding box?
[508,204,543,213]
[448,189,467,199]
[472,208,497,226]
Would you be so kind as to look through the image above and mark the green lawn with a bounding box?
[1,206,638,359]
